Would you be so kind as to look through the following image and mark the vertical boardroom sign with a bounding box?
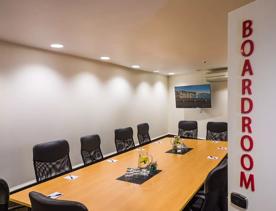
[240,19,255,192]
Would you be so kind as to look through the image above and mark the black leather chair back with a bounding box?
[29,192,88,211]
[137,123,151,145]
[115,127,135,153]
[0,179,9,211]
[202,161,228,211]
[33,140,72,182]
[206,122,228,141]
[81,134,103,165]
[178,121,198,139]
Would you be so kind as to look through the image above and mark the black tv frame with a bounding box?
[174,84,211,108]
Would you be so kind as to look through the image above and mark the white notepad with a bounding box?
[64,175,78,180]
[207,155,219,160]
[107,159,118,163]
[48,192,62,199]
[217,147,227,151]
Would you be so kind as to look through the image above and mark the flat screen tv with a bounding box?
[175,84,211,108]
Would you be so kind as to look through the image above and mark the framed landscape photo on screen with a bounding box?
[175,84,211,108]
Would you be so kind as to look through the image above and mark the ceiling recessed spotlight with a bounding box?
[153,70,159,73]
[131,65,140,69]
[100,56,110,61]
[168,72,175,75]
[50,43,64,49]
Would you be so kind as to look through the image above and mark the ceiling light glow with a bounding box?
[131,65,140,69]
[50,43,64,49]
[100,56,110,61]
[168,72,175,75]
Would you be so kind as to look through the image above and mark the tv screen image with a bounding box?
[175,84,211,108]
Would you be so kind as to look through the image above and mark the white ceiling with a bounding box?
[0,0,253,74]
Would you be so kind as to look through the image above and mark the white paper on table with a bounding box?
[217,147,227,150]
[207,155,219,160]
[64,175,78,180]
[48,192,62,199]
[136,148,145,151]
[107,159,118,163]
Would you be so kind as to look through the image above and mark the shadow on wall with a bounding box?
[0,41,169,187]
[184,81,228,121]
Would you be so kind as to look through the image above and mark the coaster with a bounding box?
[166,148,193,155]
[117,170,162,185]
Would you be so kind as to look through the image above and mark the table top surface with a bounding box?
[10,137,228,211]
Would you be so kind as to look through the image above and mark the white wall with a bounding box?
[228,1,276,210]
[168,72,228,138]
[0,41,169,187]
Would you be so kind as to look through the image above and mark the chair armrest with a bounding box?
[8,204,25,210]
[196,189,205,196]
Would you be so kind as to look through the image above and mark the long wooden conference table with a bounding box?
[10,137,228,211]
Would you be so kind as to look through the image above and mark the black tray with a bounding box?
[166,148,193,155]
[117,170,162,185]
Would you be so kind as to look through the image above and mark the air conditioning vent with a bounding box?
[205,67,228,82]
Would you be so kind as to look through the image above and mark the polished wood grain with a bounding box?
[10,138,227,211]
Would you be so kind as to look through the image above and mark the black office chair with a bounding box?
[206,122,228,141]
[29,191,88,211]
[81,134,104,165]
[33,140,72,182]
[0,178,25,211]
[137,123,151,145]
[114,127,135,153]
[189,160,228,211]
[178,121,198,139]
